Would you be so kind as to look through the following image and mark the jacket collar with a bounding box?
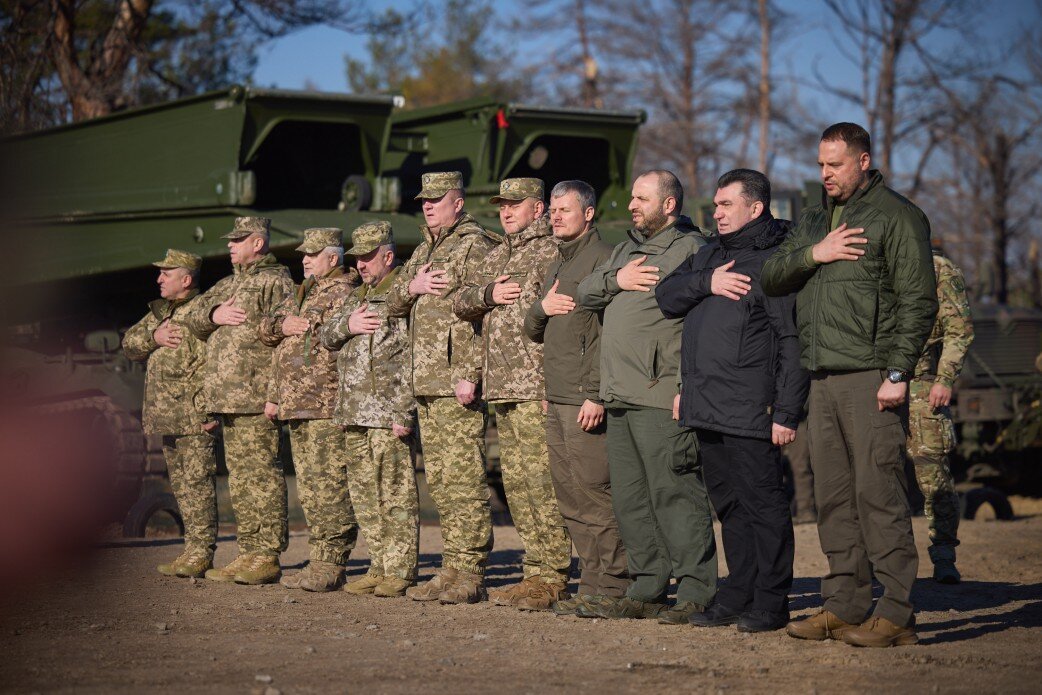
[558,226,601,261]
[233,252,280,276]
[149,288,199,319]
[359,266,401,300]
[719,213,790,251]
[627,215,701,251]
[823,169,885,219]
[505,214,552,249]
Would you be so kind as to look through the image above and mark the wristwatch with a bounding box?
[886,369,907,384]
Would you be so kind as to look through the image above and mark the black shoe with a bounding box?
[689,602,742,627]
[737,609,790,633]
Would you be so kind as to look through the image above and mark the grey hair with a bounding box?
[323,246,344,265]
[550,180,597,212]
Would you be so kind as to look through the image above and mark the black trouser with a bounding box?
[697,428,794,614]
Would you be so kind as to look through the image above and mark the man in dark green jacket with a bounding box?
[576,170,718,624]
[762,123,938,648]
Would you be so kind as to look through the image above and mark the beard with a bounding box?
[635,207,669,234]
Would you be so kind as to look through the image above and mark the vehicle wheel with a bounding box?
[960,486,1014,521]
[341,175,373,211]
[123,493,184,537]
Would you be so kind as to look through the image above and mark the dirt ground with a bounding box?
[2,495,1042,694]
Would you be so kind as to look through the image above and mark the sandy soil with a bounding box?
[2,498,1041,693]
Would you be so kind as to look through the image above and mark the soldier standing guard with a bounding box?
[906,243,973,584]
[185,216,294,585]
[123,249,219,578]
[386,171,501,604]
[454,178,573,611]
[259,227,360,592]
[321,222,420,598]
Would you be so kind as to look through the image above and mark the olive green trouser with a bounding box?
[221,413,288,556]
[288,418,358,566]
[162,432,217,557]
[809,370,918,628]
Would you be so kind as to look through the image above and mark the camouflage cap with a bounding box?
[296,227,343,254]
[153,248,202,272]
[415,171,464,200]
[489,177,544,205]
[345,220,394,256]
[222,216,271,240]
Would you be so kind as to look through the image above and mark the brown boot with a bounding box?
[204,554,250,583]
[516,580,571,612]
[405,568,458,601]
[489,577,544,607]
[343,572,385,595]
[374,576,414,598]
[842,617,919,648]
[786,610,856,641]
[158,549,212,578]
[233,553,281,585]
[438,571,487,604]
[280,561,344,592]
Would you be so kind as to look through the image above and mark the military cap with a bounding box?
[222,216,271,239]
[415,171,464,200]
[489,177,544,205]
[153,248,202,272]
[296,227,343,254]
[346,221,394,256]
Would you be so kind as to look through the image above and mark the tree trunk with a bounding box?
[757,0,770,174]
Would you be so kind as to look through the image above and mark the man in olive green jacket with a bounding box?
[576,170,717,624]
[762,123,938,648]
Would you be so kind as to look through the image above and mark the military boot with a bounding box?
[233,553,282,585]
[280,561,344,592]
[405,567,458,601]
[343,572,386,595]
[373,576,414,598]
[841,616,919,648]
[933,560,961,584]
[785,610,856,641]
[552,594,604,616]
[516,580,570,612]
[204,554,251,583]
[489,577,545,607]
[438,571,487,604]
[658,600,706,625]
[172,549,213,578]
[579,597,665,620]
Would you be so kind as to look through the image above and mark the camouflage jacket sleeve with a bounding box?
[183,276,234,340]
[934,259,974,387]
[450,234,498,385]
[122,312,161,362]
[452,264,497,322]
[391,333,418,429]
[385,245,426,318]
[258,291,294,348]
[318,294,359,351]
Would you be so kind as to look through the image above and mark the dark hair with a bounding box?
[717,168,771,207]
[550,179,597,212]
[821,122,872,157]
[639,169,684,213]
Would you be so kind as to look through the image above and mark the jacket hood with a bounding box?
[421,212,501,246]
[720,214,791,251]
[627,215,703,248]
[148,288,199,319]
[233,252,282,275]
[506,214,552,248]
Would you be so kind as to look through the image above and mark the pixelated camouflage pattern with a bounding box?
[259,266,358,420]
[295,227,343,253]
[906,379,960,556]
[153,248,202,271]
[489,177,544,204]
[122,291,210,436]
[914,252,974,386]
[223,215,271,239]
[289,418,358,565]
[163,432,217,556]
[386,213,501,397]
[494,401,572,582]
[345,220,394,256]
[344,425,419,579]
[320,267,416,428]
[222,412,288,555]
[415,171,464,199]
[416,395,492,575]
[184,254,293,414]
[453,215,558,402]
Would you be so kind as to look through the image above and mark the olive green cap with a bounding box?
[489,177,544,204]
[153,248,201,272]
[346,221,394,256]
[222,216,271,239]
[415,171,464,200]
[296,227,343,254]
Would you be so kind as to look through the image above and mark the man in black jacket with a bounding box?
[657,169,809,633]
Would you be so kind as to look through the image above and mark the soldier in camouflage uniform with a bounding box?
[320,222,420,598]
[454,178,573,611]
[907,246,974,584]
[259,227,360,592]
[387,171,502,604]
[185,216,295,585]
[123,249,218,578]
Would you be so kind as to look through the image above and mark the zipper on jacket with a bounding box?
[579,335,587,393]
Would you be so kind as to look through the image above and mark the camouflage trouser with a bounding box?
[288,418,358,565]
[416,396,492,576]
[344,426,419,579]
[162,432,217,557]
[494,401,572,583]
[221,413,288,556]
[906,379,960,562]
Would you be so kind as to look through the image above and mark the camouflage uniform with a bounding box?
[259,228,360,566]
[122,249,216,559]
[907,251,974,563]
[184,217,294,557]
[386,172,501,576]
[454,180,571,585]
[321,226,419,580]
